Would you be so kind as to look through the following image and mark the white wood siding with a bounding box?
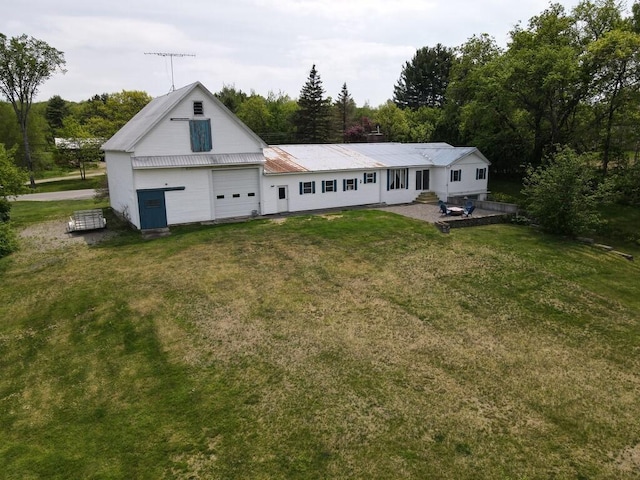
[134,86,263,157]
[262,171,383,214]
[105,152,140,228]
[133,168,212,225]
[445,154,490,200]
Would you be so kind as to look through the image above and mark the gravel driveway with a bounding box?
[19,219,116,252]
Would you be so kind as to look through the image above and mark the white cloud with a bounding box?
[1,0,588,105]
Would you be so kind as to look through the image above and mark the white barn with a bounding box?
[102,82,490,230]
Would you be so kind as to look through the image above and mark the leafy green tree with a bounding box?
[56,117,102,179]
[236,95,271,137]
[0,143,28,198]
[394,44,454,110]
[294,65,332,143]
[215,84,248,114]
[375,101,409,142]
[264,91,298,144]
[0,33,65,187]
[0,143,28,257]
[0,101,23,157]
[505,4,587,165]
[81,90,151,138]
[437,34,503,145]
[405,106,441,142]
[585,20,640,173]
[522,147,609,235]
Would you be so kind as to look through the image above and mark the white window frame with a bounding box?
[300,181,315,195]
[322,180,336,193]
[344,178,357,191]
[476,167,487,180]
[364,172,376,184]
[388,168,408,190]
[450,169,462,182]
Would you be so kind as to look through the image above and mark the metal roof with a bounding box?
[263,143,489,174]
[132,153,264,169]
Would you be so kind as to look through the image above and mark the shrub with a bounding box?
[0,221,18,258]
[522,147,609,236]
[0,198,10,222]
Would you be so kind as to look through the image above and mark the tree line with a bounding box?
[2,0,639,181]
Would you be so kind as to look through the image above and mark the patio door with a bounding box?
[416,169,430,190]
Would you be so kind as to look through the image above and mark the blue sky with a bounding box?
[3,0,585,106]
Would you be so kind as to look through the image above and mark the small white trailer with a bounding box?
[67,209,107,232]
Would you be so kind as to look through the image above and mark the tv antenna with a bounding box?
[144,52,196,91]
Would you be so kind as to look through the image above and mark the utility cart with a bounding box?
[67,209,107,232]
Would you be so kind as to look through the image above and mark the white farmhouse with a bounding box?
[102,82,490,231]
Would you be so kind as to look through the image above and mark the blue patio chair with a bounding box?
[463,205,475,217]
[465,199,474,209]
[439,203,450,216]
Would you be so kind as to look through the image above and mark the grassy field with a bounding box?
[33,175,106,193]
[1,204,639,479]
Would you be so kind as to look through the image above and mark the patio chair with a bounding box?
[439,203,450,216]
[465,199,474,209]
[463,205,475,217]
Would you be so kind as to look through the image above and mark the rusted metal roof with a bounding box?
[263,147,308,173]
[132,153,264,169]
[263,144,389,174]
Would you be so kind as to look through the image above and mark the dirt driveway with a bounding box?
[19,220,116,252]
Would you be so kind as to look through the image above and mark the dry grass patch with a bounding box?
[2,211,640,479]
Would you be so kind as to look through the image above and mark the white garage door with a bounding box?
[212,169,260,219]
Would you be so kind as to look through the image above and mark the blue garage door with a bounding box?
[137,190,167,229]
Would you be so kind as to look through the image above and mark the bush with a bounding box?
[522,147,609,237]
[0,198,10,222]
[0,222,18,258]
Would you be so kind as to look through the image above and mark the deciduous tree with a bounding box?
[375,101,409,142]
[523,147,609,235]
[0,33,65,187]
[237,95,271,137]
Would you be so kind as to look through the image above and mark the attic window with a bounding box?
[193,101,204,115]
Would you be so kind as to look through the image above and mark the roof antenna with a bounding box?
[144,52,196,92]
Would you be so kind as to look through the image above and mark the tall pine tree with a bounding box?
[393,44,454,110]
[335,82,356,141]
[294,65,332,143]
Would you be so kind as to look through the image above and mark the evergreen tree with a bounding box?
[45,95,69,132]
[394,44,454,110]
[335,82,356,141]
[294,65,332,143]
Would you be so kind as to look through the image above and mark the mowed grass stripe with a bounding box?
[1,209,639,479]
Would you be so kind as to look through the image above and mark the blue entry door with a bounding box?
[137,190,167,229]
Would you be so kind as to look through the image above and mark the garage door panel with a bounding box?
[212,169,259,218]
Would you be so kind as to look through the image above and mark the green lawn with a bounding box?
[1,204,639,479]
[33,175,106,193]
